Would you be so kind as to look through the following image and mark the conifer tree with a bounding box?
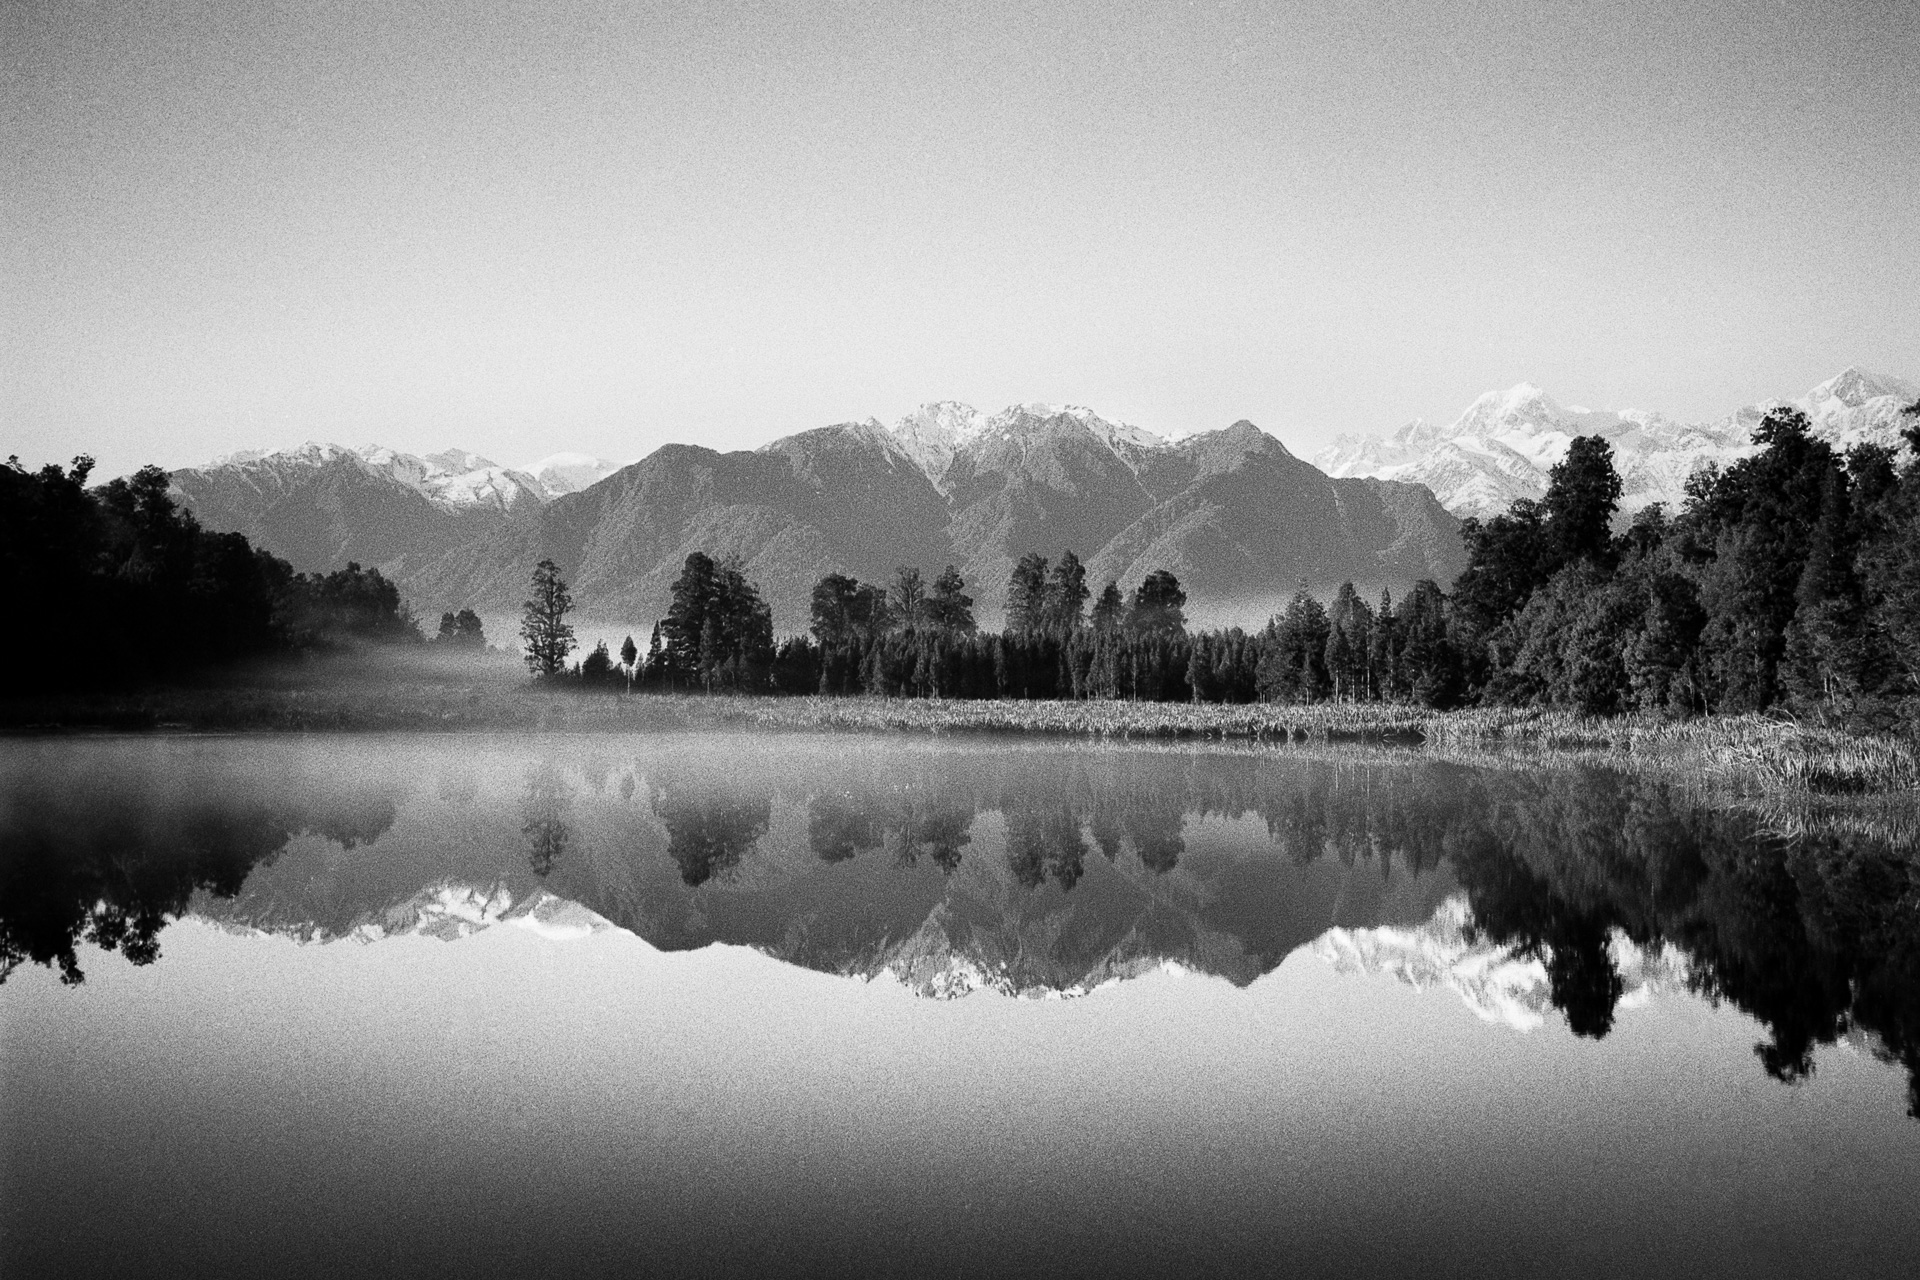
[1006,553,1050,633]
[1126,571,1186,637]
[926,565,976,634]
[520,559,576,677]
[1044,551,1089,635]
[1545,435,1624,568]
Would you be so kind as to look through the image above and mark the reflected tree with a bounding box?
[1121,804,1185,874]
[520,763,573,878]
[652,784,772,887]
[1006,804,1087,891]
[904,801,972,874]
[809,794,881,864]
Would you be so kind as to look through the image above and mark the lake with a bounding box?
[2,732,1915,1277]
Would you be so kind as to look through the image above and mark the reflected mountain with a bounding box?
[1,735,1914,1113]
[1316,896,1693,1034]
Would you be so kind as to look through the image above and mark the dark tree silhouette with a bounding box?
[1545,434,1625,568]
[663,553,774,692]
[1127,570,1187,637]
[926,565,976,634]
[1006,553,1050,634]
[436,608,486,649]
[520,559,576,677]
[1044,551,1090,636]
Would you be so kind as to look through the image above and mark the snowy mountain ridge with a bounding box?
[886,401,1194,488]
[1314,367,1919,520]
[185,443,625,513]
[1312,896,1692,1034]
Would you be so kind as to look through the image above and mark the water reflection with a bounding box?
[520,761,573,878]
[0,748,399,984]
[1006,803,1088,889]
[652,777,771,887]
[0,735,1914,1114]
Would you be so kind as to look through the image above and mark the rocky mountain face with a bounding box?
[1314,368,1919,521]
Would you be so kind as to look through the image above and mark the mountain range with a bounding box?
[171,405,1464,631]
[1313,367,1919,520]
[166,368,1912,630]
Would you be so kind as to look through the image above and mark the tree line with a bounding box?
[536,395,1920,719]
[536,541,1467,705]
[2,457,433,690]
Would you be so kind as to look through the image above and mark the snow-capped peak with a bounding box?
[1451,382,1569,438]
[422,447,497,475]
[885,400,1194,485]
[993,402,1185,451]
[885,402,995,485]
[1311,366,1918,522]
[1807,366,1918,410]
[524,452,623,497]
[352,445,544,512]
[178,441,548,513]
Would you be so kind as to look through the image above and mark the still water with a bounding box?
[2,732,1915,1277]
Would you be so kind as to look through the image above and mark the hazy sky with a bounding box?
[6,0,1917,478]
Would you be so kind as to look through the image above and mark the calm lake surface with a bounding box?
[2,732,1916,1278]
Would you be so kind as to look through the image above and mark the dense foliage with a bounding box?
[1454,401,1920,721]
[2,456,424,690]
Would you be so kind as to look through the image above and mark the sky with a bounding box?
[5,0,1918,479]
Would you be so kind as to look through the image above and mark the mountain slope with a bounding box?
[1081,422,1461,616]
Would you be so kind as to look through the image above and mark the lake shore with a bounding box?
[6,664,1917,803]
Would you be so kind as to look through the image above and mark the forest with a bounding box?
[549,400,1920,725]
[1,457,432,688]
